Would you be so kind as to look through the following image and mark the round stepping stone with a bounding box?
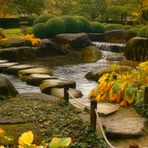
[0,60,8,64]
[6,64,35,75]
[18,67,53,81]
[51,88,83,99]
[40,79,76,94]
[0,62,19,72]
[104,118,146,138]
[26,74,57,86]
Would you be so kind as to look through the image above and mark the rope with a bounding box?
[67,90,115,148]
[95,109,116,148]
[67,90,89,107]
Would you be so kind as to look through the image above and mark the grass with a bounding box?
[3,27,32,37]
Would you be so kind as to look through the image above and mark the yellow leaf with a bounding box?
[0,128,5,135]
[18,131,34,145]
[51,137,60,142]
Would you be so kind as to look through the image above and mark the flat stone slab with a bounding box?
[51,88,83,99]
[0,62,19,71]
[104,118,146,138]
[40,79,76,94]
[97,103,119,116]
[18,67,53,80]
[6,64,35,75]
[26,74,57,86]
[0,60,8,64]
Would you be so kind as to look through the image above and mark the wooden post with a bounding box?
[144,86,148,104]
[90,98,97,130]
[129,142,139,148]
[64,85,69,103]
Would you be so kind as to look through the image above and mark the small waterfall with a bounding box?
[93,42,126,61]
[93,42,126,52]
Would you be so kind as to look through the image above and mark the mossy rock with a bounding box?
[33,23,47,38]
[45,18,65,37]
[33,14,55,25]
[124,37,148,61]
[61,16,79,33]
[81,46,102,63]
[91,22,105,33]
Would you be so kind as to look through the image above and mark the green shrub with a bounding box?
[91,22,105,33]
[45,18,65,37]
[32,23,47,38]
[76,19,84,32]
[138,26,148,38]
[33,14,55,25]
[104,24,123,31]
[61,16,79,33]
[76,16,92,33]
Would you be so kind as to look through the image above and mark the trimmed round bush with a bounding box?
[33,14,55,25]
[32,23,47,38]
[138,26,148,38]
[104,24,123,31]
[76,19,84,32]
[45,18,65,37]
[61,16,79,33]
[91,22,105,33]
[76,16,92,33]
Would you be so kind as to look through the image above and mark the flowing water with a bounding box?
[0,42,125,96]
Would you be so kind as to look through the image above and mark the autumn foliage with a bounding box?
[89,61,148,107]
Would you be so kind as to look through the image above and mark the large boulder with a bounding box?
[0,76,18,100]
[0,46,37,62]
[36,39,59,57]
[0,37,32,48]
[81,46,102,63]
[104,29,137,43]
[53,33,91,54]
[124,37,148,61]
[51,88,83,99]
[88,33,105,42]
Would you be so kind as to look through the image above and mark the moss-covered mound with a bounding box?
[91,22,105,33]
[33,14,55,25]
[45,18,65,37]
[138,26,148,38]
[76,16,92,33]
[61,16,79,33]
[124,37,148,61]
[32,23,47,38]
[104,24,123,31]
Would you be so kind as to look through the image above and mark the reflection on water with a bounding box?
[0,74,40,93]
[53,59,117,97]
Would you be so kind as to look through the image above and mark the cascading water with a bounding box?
[93,42,126,52]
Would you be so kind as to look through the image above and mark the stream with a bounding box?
[0,42,125,97]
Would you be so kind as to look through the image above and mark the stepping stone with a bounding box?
[104,118,146,138]
[40,79,76,94]
[6,64,35,75]
[97,103,119,116]
[18,67,53,81]
[0,60,9,64]
[0,62,19,72]
[51,88,83,99]
[26,74,57,86]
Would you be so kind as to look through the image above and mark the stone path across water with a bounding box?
[0,59,148,148]
[0,60,82,99]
